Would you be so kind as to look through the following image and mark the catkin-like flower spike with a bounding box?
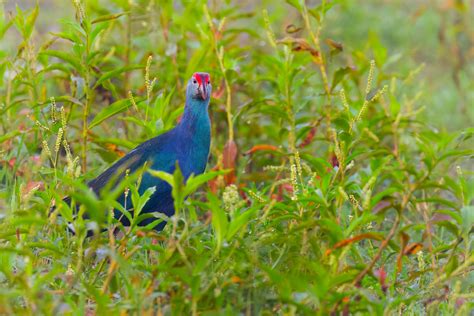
[349,194,360,210]
[366,60,375,95]
[35,121,50,131]
[332,131,345,170]
[128,91,139,112]
[339,89,350,114]
[362,175,376,194]
[218,46,224,60]
[263,165,288,172]
[290,162,299,201]
[62,139,73,167]
[248,189,266,203]
[338,186,349,201]
[60,106,67,129]
[42,140,52,158]
[145,55,156,102]
[218,17,227,32]
[203,4,214,31]
[148,78,157,99]
[300,162,312,175]
[55,128,63,154]
[307,172,318,187]
[294,151,306,194]
[363,189,372,210]
[345,160,355,171]
[272,178,292,187]
[71,157,80,176]
[417,251,425,270]
[223,184,240,213]
[369,85,388,102]
[262,9,277,49]
[73,0,86,22]
[50,97,57,122]
[349,60,377,134]
[363,127,380,142]
[294,151,303,179]
[74,164,81,178]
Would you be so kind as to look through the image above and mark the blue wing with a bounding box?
[88,130,180,212]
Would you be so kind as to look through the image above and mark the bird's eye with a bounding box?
[193,80,197,84]
[207,80,210,85]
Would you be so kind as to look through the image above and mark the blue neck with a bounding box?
[177,97,211,140]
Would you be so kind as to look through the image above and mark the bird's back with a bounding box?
[87,123,210,229]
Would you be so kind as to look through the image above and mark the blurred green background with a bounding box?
[2,0,472,130]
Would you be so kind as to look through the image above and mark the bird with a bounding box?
[62,72,212,233]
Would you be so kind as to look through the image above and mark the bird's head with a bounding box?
[187,72,211,101]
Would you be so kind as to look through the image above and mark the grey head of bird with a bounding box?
[187,72,212,101]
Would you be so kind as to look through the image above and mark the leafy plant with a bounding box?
[0,0,472,314]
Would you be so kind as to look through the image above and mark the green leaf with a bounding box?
[148,169,174,187]
[24,5,39,40]
[460,206,474,236]
[285,0,302,11]
[130,187,156,228]
[92,12,128,24]
[184,169,230,196]
[89,98,136,129]
[39,50,82,71]
[36,95,84,107]
[227,207,258,240]
[94,65,143,88]
[49,31,78,43]
[0,130,22,144]
[208,193,228,254]
[368,31,387,66]
[331,67,351,92]
[171,162,186,209]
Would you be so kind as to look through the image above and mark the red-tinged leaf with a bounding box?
[30,155,41,166]
[374,266,387,294]
[281,183,293,194]
[285,24,302,34]
[223,140,237,185]
[8,157,16,168]
[104,143,126,157]
[136,230,146,238]
[244,144,279,155]
[373,200,392,214]
[21,181,44,196]
[325,38,343,51]
[330,153,339,168]
[325,233,384,255]
[397,232,410,272]
[207,165,221,194]
[211,81,225,99]
[276,37,321,63]
[430,212,453,223]
[404,242,423,255]
[298,126,317,148]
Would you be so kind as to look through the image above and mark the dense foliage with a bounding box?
[0,0,472,314]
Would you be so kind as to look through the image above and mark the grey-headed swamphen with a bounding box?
[64,72,211,233]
